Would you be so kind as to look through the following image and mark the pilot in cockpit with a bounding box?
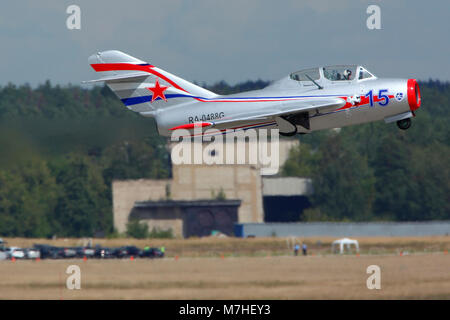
[343,69,352,80]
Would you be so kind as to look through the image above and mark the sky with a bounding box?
[0,0,449,87]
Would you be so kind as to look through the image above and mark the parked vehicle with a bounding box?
[33,244,64,259]
[6,247,26,259]
[62,247,77,258]
[114,247,128,259]
[74,247,95,258]
[24,243,166,260]
[141,247,164,258]
[94,246,115,259]
[115,246,142,258]
[25,248,41,259]
[83,247,95,258]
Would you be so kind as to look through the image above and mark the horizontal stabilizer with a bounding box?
[82,72,149,84]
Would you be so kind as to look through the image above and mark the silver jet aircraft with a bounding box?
[86,50,421,136]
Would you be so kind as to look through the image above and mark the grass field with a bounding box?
[0,254,449,299]
[0,236,449,299]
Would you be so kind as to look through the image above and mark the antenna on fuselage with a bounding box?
[305,74,323,90]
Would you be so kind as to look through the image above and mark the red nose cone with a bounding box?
[407,79,421,111]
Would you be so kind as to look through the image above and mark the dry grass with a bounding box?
[1,236,449,300]
[0,253,449,299]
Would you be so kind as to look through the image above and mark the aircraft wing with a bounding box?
[211,97,346,127]
[169,97,347,131]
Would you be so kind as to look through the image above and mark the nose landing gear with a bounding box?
[397,118,411,130]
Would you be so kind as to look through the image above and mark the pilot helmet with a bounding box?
[343,69,352,79]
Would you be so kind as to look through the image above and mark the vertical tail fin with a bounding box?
[86,50,216,114]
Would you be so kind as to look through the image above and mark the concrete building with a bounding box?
[112,139,313,237]
[112,163,264,234]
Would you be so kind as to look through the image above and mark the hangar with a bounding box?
[130,199,241,238]
[112,139,313,237]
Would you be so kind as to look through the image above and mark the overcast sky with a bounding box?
[0,0,449,87]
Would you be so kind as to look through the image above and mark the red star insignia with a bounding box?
[148,79,169,102]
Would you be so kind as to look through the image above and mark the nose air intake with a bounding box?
[407,79,421,111]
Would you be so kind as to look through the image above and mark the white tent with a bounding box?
[332,238,359,254]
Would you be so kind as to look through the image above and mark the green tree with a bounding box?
[101,138,169,185]
[0,159,58,237]
[409,143,450,220]
[372,134,412,220]
[309,134,375,221]
[282,143,320,177]
[50,154,111,237]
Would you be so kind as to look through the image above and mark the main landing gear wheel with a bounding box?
[397,118,412,130]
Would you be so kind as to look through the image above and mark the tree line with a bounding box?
[0,79,448,237]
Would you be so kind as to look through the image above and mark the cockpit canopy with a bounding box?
[290,65,376,85]
[323,65,357,81]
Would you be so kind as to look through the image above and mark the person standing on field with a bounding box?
[294,244,300,256]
